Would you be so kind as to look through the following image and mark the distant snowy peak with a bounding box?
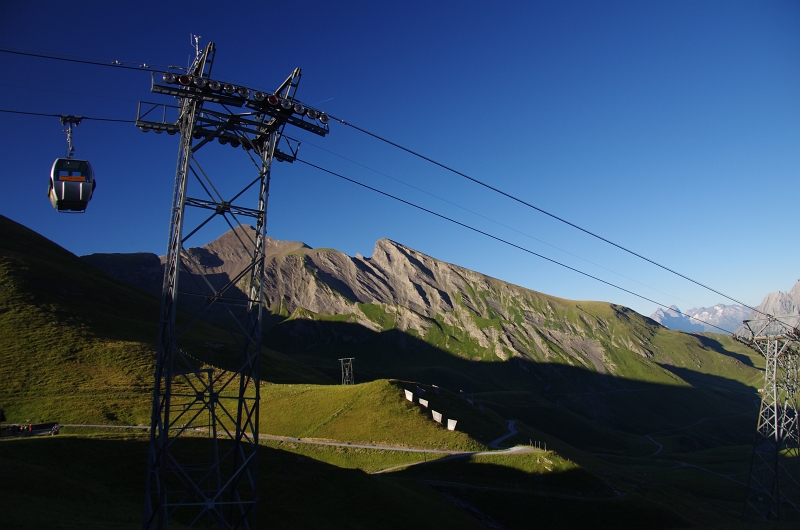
[650,304,749,333]
[649,306,704,333]
[683,304,751,333]
[652,280,800,335]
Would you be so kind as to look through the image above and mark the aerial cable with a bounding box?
[0,108,134,123]
[0,47,281,95]
[296,157,734,335]
[0,50,770,312]
[0,47,176,73]
[328,115,764,317]
[0,46,178,69]
[298,137,705,310]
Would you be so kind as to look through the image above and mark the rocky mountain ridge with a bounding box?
[744,280,800,320]
[82,226,757,385]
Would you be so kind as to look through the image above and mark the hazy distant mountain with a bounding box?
[649,306,705,333]
[651,303,751,334]
[685,304,751,333]
[650,281,800,336]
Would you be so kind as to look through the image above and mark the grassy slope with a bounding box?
[0,214,330,426]
[397,451,688,530]
[0,215,158,425]
[267,313,763,459]
[260,379,507,450]
[255,379,748,528]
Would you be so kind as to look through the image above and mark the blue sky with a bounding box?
[1,1,797,324]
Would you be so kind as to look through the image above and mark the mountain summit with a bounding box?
[746,280,800,319]
[734,279,800,335]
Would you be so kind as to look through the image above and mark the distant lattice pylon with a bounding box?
[339,358,354,385]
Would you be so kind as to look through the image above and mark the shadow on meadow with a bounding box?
[263,318,761,455]
[0,434,488,530]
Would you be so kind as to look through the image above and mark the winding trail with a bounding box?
[674,462,746,486]
[257,433,462,454]
[645,435,664,456]
[639,413,753,486]
[489,419,518,449]
[372,419,532,474]
[61,420,530,458]
[372,445,534,474]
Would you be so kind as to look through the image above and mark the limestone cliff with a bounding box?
[228,230,667,376]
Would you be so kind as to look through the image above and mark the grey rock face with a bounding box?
[735,280,800,335]
[746,280,800,319]
[81,226,708,377]
[215,231,672,374]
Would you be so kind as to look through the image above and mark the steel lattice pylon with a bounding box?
[339,358,355,385]
[138,42,329,529]
[739,317,800,523]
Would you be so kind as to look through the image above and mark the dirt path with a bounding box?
[61,424,149,429]
[60,422,537,472]
[489,419,518,449]
[62,423,523,451]
[257,433,464,454]
[371,445,535,474]
[371,420,533,474]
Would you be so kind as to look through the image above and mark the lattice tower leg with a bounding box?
[144,48,210,530]
[743,336,800,522]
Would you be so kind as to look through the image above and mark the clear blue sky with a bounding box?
[1,1,797,323]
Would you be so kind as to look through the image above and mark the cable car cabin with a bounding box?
[49,158,96,212]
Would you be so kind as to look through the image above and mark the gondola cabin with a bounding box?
[49,158,96,212]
